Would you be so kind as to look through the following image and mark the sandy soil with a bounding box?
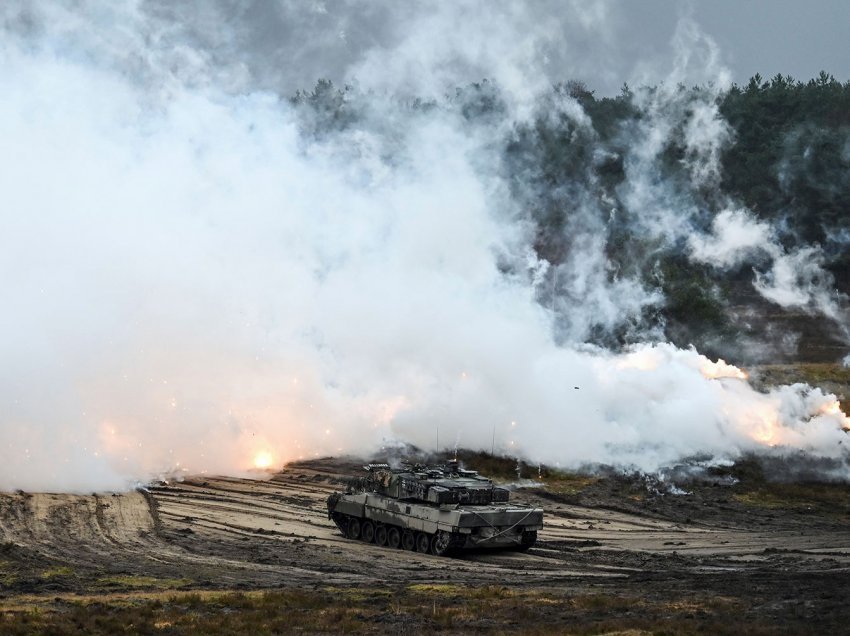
[2,456,849,632]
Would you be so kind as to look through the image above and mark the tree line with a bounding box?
[291,74,850,362]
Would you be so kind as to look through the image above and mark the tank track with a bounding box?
[330,512,468,556]
[330,512,536,556]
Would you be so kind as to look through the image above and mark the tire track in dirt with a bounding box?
[2,458,849,597]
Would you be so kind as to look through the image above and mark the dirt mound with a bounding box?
[0,491,155,553]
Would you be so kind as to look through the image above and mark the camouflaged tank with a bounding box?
[327,460,543,556]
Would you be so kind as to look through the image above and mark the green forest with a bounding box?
[292,74,850,364]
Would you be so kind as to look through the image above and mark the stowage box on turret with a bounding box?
[327,460,543,556]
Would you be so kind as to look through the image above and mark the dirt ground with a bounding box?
[1,451,849,634]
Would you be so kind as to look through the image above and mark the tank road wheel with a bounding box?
[387,527,401,549]
[430,531,452,557]
[415,532,431,553]
[517,530,537,551]
[374,525,388,547]
[401,531,416,551]
[361,521,375,543]
[346,517,361,540]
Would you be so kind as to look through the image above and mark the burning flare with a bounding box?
[819,399,850,430]
[252,451,274,470]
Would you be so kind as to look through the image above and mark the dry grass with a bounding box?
[733,481,850,516]
[542,473,601,496]
[748,362,850,386]
[95,574,193,590]
[727,456,850,517]
[748,362,850,412]
[0,585,780,635]
[0,560,16,587]
[38,566,74,580]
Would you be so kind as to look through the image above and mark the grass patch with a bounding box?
[0,585,821,634]
[408,583,515,600]
[733,482,850,515]
[39,566,74,580]
[750,362,850,385]
[727,456,850,518]
[663,596,743,613]
[95,574,192,590]
[541,473,600,496]
[322,586,393,603]
[749,363,850,413]
[571,592,641,612]
[0,560,18,586]
[408,583,466,594]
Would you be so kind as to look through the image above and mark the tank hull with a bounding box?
[328,491,543,553]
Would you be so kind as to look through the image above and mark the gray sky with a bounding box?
[621,0,850,91]
[135,0,850,96]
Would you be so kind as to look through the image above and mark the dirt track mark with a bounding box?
[2,459,849,597]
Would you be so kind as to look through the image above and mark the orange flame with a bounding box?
[252,450,274,470]
[751,412,782,446]
[818,399,850,430]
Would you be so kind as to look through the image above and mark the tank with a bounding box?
[326,459,543,556]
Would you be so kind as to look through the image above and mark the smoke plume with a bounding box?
[1,1,848,492]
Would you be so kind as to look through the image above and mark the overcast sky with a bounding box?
[8,1,843,98]
[622,0,850,91]
[133,0,850,96]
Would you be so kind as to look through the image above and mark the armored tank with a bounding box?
[326,459,543,556]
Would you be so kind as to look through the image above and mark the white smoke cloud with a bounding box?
[339,0,619,124]
[626,22,849,335]
[689,208,772,267]
[690,209,848,324]
[0,2,848,493]
[754,248,836,315]
[617,20,734,248]
[682,99,732,188]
